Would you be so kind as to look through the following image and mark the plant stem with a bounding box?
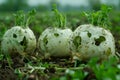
[17,65,84,74]
[52,4,66,28]
[14,9,36,28]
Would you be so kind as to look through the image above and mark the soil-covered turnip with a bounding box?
[71,24,115,60]
[1,10,36,56]
[1,26,36,55]
[38,27,72,57]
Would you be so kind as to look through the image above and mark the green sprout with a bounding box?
[14,11,25,27]
[14,9,36,28]
[52,4,66,28]
[84,5,112,28]
[26,9,36,27]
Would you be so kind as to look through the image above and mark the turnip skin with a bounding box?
[38,27,73,57]
[71,24,115,60]
[1,26,36,56]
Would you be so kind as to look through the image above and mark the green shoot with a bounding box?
[26,9,36,27]
[14,11,25,27]
[84,5,112,28]
[14,9,36,28]
[52,4,66,28]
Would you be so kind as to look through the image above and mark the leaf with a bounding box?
[52,4,66,28]
[14,10,25,27]
[84,5,112,28]
[14,9,36,28]
[26,9,36,27]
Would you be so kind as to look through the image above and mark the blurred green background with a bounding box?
[0,0,119,12]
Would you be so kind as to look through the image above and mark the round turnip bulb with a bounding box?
[1,26,36,56]
[38,27,73,57]
[71,24,115,60]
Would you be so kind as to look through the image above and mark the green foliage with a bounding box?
[88,57,120,80]
[88,0,101,11]
[14,11,25,27]
[0,0,28,12]
[84,5,112,28]
[14,9,36,28]
[59,57,120,80]
[52,4,66,28]
[0,25,7,41]
[26,9,36,27]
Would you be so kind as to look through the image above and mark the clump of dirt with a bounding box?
[0,68,17,80]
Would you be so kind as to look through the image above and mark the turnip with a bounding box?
[1,10,36,56]
[38,27,72,57]
[38,5,73,58]
[71,24,115,60]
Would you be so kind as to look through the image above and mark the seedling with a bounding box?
[84,5,112,28]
